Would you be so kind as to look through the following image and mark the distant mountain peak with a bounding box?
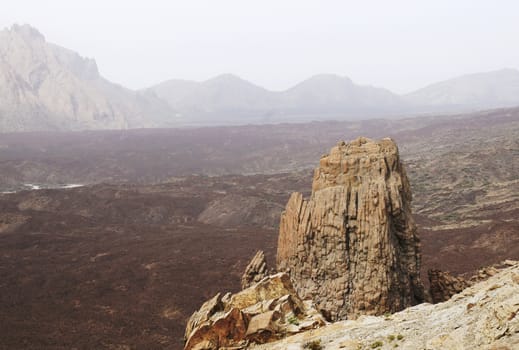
[404,68,519,109]
[306,73,353,83]
[0,24,174,132]
[204,73,262,87]
[290,74,356,91]
[209,73,243,81]
[7,23,45,41]
[202,73,270,93]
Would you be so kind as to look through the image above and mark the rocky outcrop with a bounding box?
[277,137,425,320]
[428,269,470,303]
[184,273,326,350]
[428,260,519,303]
[241,251,269,289]
[254,262,519,350]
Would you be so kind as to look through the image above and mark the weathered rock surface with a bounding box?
[252,263,519,350]
[184,273,326,350]
[428,260,519,304]
[277,137,424,320]
[428,269,471,303]
[241,250,269,290]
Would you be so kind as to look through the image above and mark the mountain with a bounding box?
[146,74,404,124]
[148,74,279,124]
[2,24,519,132]
[147,78,199,107]
[149,70,519,124]
[404,68,519,111]
[279,74,403,114]
[0,24,174,132]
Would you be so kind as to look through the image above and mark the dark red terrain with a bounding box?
[0,108,518,349]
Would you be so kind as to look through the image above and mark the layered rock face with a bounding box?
[277,137,424,320]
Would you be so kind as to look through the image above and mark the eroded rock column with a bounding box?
[277,137,425,320]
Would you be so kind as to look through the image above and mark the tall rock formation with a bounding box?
[277,137,424,320]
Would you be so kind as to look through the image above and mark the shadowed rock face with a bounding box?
[277,137,425,320]
[428,269,471,303]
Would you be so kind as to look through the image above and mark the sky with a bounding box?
[1,0,518,93]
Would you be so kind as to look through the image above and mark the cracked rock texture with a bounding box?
[277,137,425,320]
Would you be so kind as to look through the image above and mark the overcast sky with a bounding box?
[1,0,518,93]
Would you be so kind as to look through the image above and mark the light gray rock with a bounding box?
[252,263,519,349]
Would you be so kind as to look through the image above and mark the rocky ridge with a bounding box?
[253,262,519,350]
[277,137,424,320]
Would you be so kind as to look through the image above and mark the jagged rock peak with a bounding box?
[7,23,45,41]
[241,250,269,289]
[277,136,425,321]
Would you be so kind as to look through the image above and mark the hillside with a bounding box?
[404,68,519,111]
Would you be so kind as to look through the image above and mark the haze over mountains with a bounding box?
[405,68,519,111]
[0,24,173,132]
[2,24,519,132]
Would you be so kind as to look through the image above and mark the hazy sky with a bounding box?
[1,0,518,93]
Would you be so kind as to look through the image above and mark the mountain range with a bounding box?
[2,24,519,132]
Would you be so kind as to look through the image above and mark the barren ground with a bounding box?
[0,108,517,349]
